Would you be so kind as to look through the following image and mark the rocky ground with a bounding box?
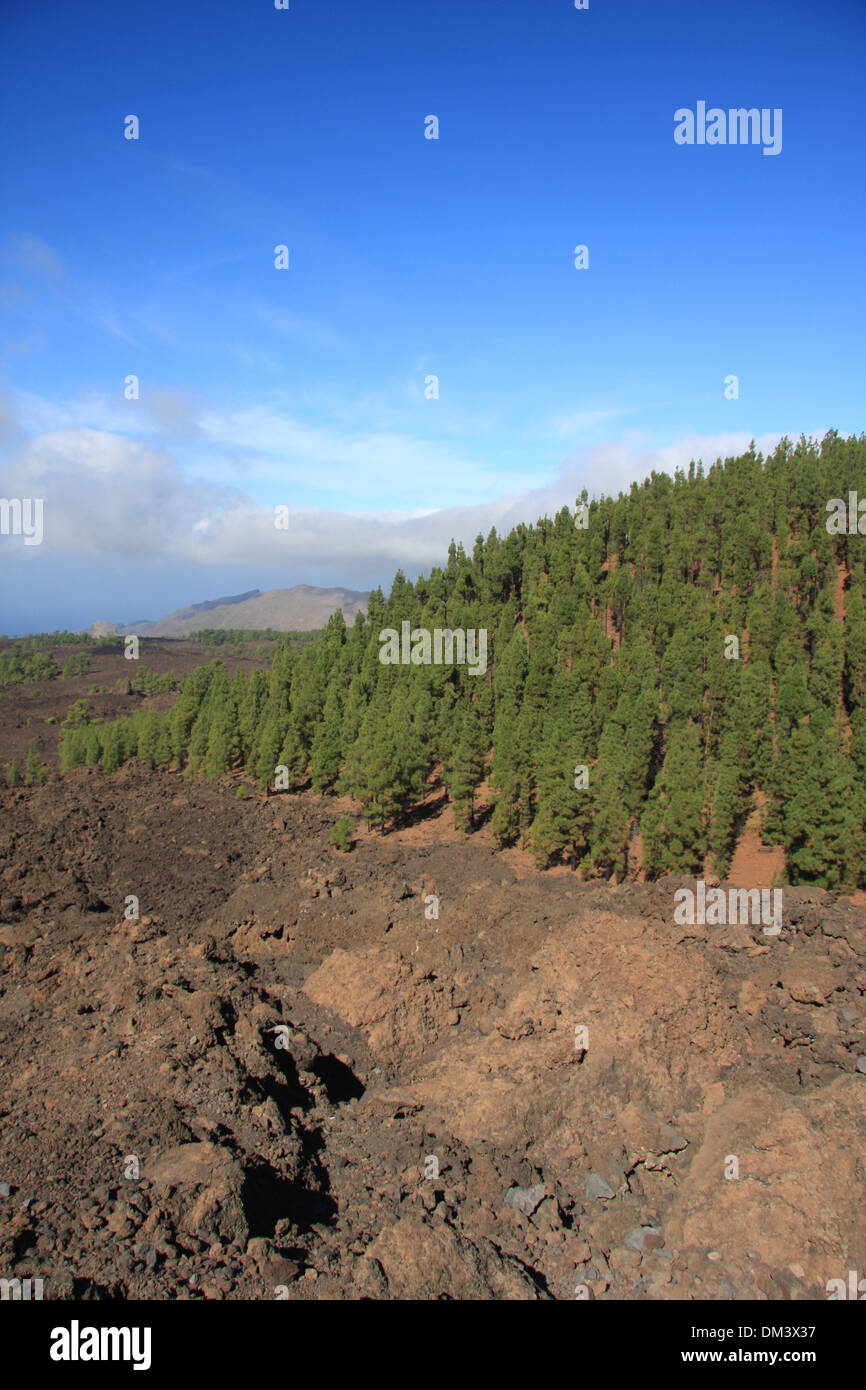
[2,761,866,1300]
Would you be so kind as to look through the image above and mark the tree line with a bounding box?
[57,431,866,889]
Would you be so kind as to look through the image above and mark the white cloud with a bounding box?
[0,424,796,580]
[8,389,527,504]
[0,428,246,558]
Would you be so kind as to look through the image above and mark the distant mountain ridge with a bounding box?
[89,585,368,637]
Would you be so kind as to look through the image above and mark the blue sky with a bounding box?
[1,0,865,631]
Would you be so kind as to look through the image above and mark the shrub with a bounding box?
[330,816,356,852]
[23,741,48,785]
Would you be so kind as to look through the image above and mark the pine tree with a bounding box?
[83,726,102,767]
[205,698,241,779]
[24,740,46,785]
[784,721,862,889]
[168,689,199,768]
[99,725,122,777]
[187,709,212,775]
[330,816,355,851]
[135,710,161,767]
[276,714,308,790]
[252,713,284,789]
[590,726,632,880]
[530,716,594,868]
[238,669,267,762]
[60,727,87,772]
[489,630,528,845]
[310,683,343,793]
[153,721,172,768]
[707,727,750,877]
[444,701,487,834]
[342,681,426,830]
[640,720,706,876]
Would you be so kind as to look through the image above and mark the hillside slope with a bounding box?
[64,431,866,889]
[108,586,369,636]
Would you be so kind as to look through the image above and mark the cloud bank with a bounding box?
[0,425,791,584]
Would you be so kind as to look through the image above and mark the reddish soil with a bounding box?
[725,812,786,889]
[1,645,865,1301]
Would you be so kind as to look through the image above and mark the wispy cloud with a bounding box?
[96,312,140,346]
[0,331,46,360]
[250,301,347,351]
[157,248,259,285]
[0,283,29,309]
[195,404,530,505]
[548,407,632,441]
[7,234,64,279]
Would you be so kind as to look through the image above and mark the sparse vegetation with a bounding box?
[116,665,178,697]
[330,816,356,852]
[23,740,48,785]
[0,647,60,687]
[62,652,90,678]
